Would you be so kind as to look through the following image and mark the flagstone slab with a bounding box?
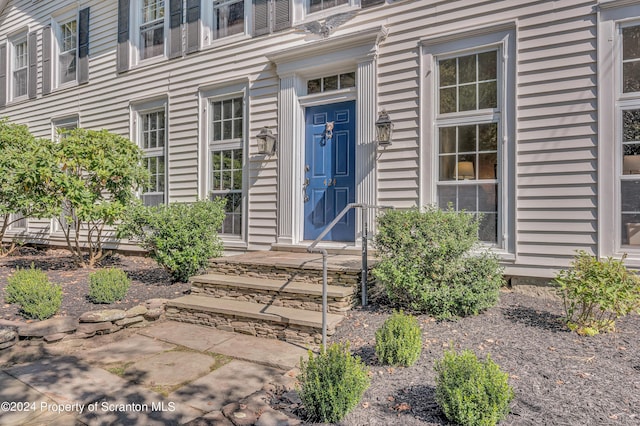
[139,321,235,352]
[125,350,217,388]
[207,333,308,370]
[17,317,77,338]
[78,334,175,364]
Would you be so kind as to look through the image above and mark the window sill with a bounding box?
[50,81,80,94]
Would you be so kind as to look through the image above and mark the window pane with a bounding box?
[438,186,457,209]
[458,125,476,152]
[478,153,497,179]
[340,72,355,88]
[478,183,498,211]
[623,62,640,93]
[324,75,338,91]
[439,155,455,181]
[439,127,456,153]
[213,0,245,40]
[479,123,498,151]
[478,51,497,80]
[457,154,476,180]
[439,87,456,114]
[458,185,477,211]
[307,78,321,94]
[478,81,497,109]
[223,99,233,119]
[623,109,640,142]
[459,84,477,111]
[223,120,232,139]
[622,180,640,245]
[623,26,640,61]
[439,58,456,87]
[479,213,498,243]
[458,55,476,84]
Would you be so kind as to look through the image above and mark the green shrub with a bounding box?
[372,206,504,319]
[5,266,62,320]
[298,342,370,423]
[88,268,131,303]
[554,250,640,336]
[434,349,514,426]
[375,311,422,367]
[117,199,225,282]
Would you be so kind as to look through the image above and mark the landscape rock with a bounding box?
[0,339,17,350]
[79,309,126,323]
[145,298,169,310]
[255,407,301,426]
[0,319,22,329]
[0,327,18,344]
[43,333,68,343]
[143,308,163,320]
[125,305,147,318]
[222,402,260,426]
[115,316,144,327]
[17,317,78,338]
[76,322,113,334]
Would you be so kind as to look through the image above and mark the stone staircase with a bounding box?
[166,251,372,346]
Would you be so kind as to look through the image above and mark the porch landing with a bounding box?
[166,251,376,346]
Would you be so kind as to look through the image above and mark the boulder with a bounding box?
[18,317,78,338]
[143,308,164,320]
[79,309,126,323]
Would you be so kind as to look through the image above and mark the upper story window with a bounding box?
[11,35,28,99]
[58,18,77,85]
[139,0,166,60]
[211,0,246,40]
[623,25,640,94]
[308,0,349,14]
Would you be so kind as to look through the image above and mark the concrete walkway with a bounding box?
[0,321,308,425]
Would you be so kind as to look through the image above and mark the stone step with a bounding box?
[166,295,344,346]
[189,274,356,313]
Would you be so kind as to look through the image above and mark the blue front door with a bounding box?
[304,101,356,242]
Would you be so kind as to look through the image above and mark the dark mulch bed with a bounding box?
[319,290,640,426]
[0,246,191,321]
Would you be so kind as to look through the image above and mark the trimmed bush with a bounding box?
[88,268,131,303]
[5,266,62,320]
[372,206,504,319]
[554,250,640,336]
[117,199,225,282]
[375,311,422,367]
[435,349,514,426]
[298,342,370,423]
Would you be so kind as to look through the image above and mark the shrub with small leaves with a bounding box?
[5,266,62,320]
[375,310,422,367]
[434,349,514,426]
[298,342,370,423]
[88,268,131,303]
[554,250,640,335]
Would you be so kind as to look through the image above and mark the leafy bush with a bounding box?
[117,199,225,282]
[88,268,131,303]
[554,251,640,336]
[298,342,370,423]
[375,311,422,367]
[434,349,514,426]
[5,266,62,320]
[373,207,504,319]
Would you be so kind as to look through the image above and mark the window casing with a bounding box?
[208,96,244,237]
[139,109,167,206]
[10,35,28,99]
[435,49,501,244]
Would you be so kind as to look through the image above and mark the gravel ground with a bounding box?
[0,246,191,321]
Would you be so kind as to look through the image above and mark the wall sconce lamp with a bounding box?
[375,110,393,146]
[256,127,277,155]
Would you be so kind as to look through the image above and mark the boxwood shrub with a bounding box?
[5,265,62,320]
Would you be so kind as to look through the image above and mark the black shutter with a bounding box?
[186,0,200,54]
[117,0,130,73]
[28,32,37,99]
[78,7,90,84]
[0,44,6,106]
[273,0,291,32]
[361,0,385,8]
[42,26,51,94]
[169,0,182,58]
[253,0,270,36]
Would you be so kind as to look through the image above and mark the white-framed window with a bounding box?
[8,213,27,232]
[209,96,244,236]
[56,14,77,86]
[308,0,349,14]
[135,0,167,61]
[9,34,28,99]
[209,0,247,41]
[134,101,167,206]
[422,25,515,251]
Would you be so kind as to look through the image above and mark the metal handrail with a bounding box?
[307,202,393,350]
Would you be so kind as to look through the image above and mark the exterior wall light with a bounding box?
[375,109,393,146]
[256,127,276,155]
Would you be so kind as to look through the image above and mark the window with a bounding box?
[208,96,244,236]
[139,0,166,60]
[9,213,27,231]
[139,109,166,206]
[58,19,77,84]
[307,71,355,94]
[435,50,500,244]
[308,0,348,14]
[620,24,640,247]
[11,35,28,99]
[52,116,79,233]
[211,0,245,40]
